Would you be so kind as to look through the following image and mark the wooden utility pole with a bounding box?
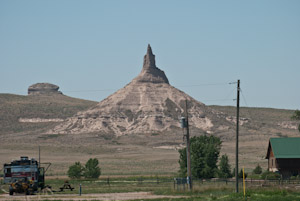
[235,80,240,193]
[39,146,41,168]
[185,99,192,190]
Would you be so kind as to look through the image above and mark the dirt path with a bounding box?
[0,192,186,200]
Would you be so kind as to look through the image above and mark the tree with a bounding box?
[84,158,101,179]
[178,147,187,177]
[178,135,221,179]
[232,168,248,179]
[68,162,84,179]
[239,169,247,179]
[253,164,262,175]
[291,110,300,132]
[218,154,232,178]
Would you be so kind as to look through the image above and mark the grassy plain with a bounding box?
[2,177,300,200]
[0,93,96,134]
[0,93,299,177]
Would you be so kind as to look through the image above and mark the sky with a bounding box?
[0,0,299,110]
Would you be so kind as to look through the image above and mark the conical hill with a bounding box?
[51,45,230,135]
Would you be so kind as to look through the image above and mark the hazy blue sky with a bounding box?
[1,0,299,110]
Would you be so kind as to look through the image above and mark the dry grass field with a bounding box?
[0,131,182,176]
[0,93,299,177]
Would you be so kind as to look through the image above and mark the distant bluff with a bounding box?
[28,83,63,95]
[50,45,231,135]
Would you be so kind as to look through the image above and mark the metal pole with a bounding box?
[235,79,240,193]
[185,100,192,190]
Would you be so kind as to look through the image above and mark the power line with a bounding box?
[64,89,116,93]
[240,89,248,107]
[175,82,230,88]
[202,98,234,102]
[64,82,234,93]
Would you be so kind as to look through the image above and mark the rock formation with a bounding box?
[28,83,63,95]
[133,44,169,84]
[50,45,229,135]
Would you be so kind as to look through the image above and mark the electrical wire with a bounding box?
[240,89,248,107]
[64,81,234,93]
[64,82,237,105]
[175,82,230,88]
[202,98,234,102]
[64,89,117,93]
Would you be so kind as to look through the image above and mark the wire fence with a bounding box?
[173,178,300,190]
[2,177,300,194]
[76,177,300,189]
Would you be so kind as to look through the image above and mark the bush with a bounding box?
[84,158,101,179]
[261,171,281,179]
[232,168,247,179]
[67,162,84,179]
[239,169,247,179]
[253,164,263,174]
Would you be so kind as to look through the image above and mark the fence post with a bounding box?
[173,179,175,190]
[79,183,82,196]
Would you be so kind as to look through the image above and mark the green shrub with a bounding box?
[67,162,84,179]
[253,164,262,174]
[84,158,101,179]
[261,171,281,179]
[239,169,247,179]
[232,168,247,178]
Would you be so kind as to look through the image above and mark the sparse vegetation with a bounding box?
[291,110,300,132]
[0,94,96,134]
[0,94,299,180]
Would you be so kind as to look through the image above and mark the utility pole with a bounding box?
[235,80,240,193]
[185,99,192,190]
[39,146,41,168]
[180,100,192,190]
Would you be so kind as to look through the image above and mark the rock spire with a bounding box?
[133,44,169,84]
[143,44,156,69]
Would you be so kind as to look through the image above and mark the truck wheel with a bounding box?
[29,188,34,195]
[9,188,14,196]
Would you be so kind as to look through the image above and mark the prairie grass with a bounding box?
[2,177,300,200]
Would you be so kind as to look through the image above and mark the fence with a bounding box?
[2,177,300,194]
[92,177,300,190]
